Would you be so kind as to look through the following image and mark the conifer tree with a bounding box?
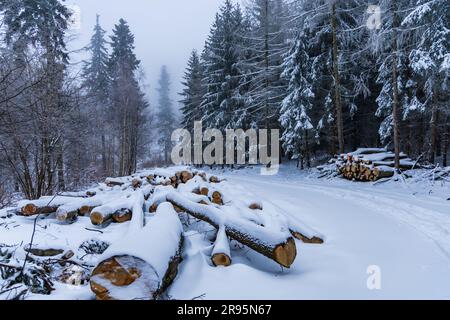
[157,65,177,164]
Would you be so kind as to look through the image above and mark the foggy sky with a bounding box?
[69,0,236,115]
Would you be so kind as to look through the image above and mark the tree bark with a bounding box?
[331,2,345,154]
[429,106,438,164]
[443,119,449,167]
[391,0,401,170]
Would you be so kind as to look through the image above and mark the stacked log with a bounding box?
[146,169,196,188]
[90,199,132,227]
[90,203,183,300]
[18,196,85,217]
[211,191,223,205]
[105,178,125,187]
[336,148,415,181]
[56,198,103,223]
[211,227,231,267]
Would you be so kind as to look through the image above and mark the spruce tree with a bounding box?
[374,0,416,168]
[82,14,111,174]
[180,50,205,134]
[109,18,142,176]
[402,0,449,163]
[157,65,176,164]
[201,0,249,130]
[245,0,289,130]
[280,30,314,168]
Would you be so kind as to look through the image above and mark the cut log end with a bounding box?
[79,205,93,216]
[180,171,194,184]
[273,238,297,268]
[90,256,153,300]
[112,209,132,223]
[90,212,108,226]
[21,204,38,216]
[200,187,209,196]
[212,253,232,267]
[209,176,220,183]
[132,179,142,189]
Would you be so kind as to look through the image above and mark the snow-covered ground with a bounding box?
[1,163,449,300]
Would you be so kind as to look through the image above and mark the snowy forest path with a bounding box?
[217,173,450,299]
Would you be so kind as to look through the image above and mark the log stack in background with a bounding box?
[335,148,416,182]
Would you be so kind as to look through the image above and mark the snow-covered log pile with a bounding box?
[7,167,322,300]
[333,148,416,181]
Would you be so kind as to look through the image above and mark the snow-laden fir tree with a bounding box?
[82,14,111,175]
[201,0,250,130]
[157,65,177,164]
[282,0,365,157]
[373,0,417,169]
[180,50,205,134]
[109,18,144,176]
[280,29,314,168]
[243,0,289,130]
[402,0,449,164]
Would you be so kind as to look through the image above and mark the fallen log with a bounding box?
[56,198,103,223]
[90,203,184,300]
[209,176,220,183]
[248,202,263,210]
[19,196,84,217]
[211,191,223,205]
[90,198,132,226]
[25,248,64,257]
[131,178,142,189]
[200,187,209,196]
[105,178,126,187]
[111,209,133,223]
[179,170,194,184]
[165,192,296,268]
[211,226,231,267]
[291,232,324,244]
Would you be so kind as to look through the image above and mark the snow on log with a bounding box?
[211,226,231,267]
[56,198,103,223]
[90,202,183,300]
[90,198,132,226]
[165,192,296,268]
[18,196,85,217]
[105,177,126,187]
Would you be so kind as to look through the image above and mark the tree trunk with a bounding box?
[443,119,449,167]
[391,0,401,170]
[56,138,65,191]
[331,2,345,154]
[101,134,107,175]
[429,106,438,164]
